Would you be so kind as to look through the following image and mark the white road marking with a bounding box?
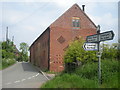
[36,73,39,76]
[5,73,40,85]
[6,82,11,85]
[32,76,35,78]
[21,79,26,81]
[14,80,20,83]
[28,77,32,79]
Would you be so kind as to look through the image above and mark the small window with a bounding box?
[72,17,80,27]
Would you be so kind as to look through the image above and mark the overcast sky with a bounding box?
[0,0,119,49]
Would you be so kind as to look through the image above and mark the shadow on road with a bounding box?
[21,62,38,72]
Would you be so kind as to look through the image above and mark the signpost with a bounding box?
[84,25,115,86]
[86,34,98,43]
[83,43,98,51]
[99,31,114,41]
[86,31,114,43]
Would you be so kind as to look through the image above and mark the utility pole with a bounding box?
[12,36,14,45]
[12,36,14,42]
[6,26,9,44]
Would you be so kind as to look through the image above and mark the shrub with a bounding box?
[2,50,15,59]
[64,38,97,72]
[64,39,97,63]
[2,58,16,69]
[101,43,119,60]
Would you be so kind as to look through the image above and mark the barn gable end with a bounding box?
[30,4,97,72]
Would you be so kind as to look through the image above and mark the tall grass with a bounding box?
[1,58,16,69]
[75,59,119,88]
[41,59,118,88]
[41,74,98,88]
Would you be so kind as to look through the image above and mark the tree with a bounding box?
[64,38,97,63]
[20,43,29,54]
[1,40,16,59]
[101,43,118,60]
[19,42,29,62]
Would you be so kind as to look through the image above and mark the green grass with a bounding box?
[75,59,119,88]
[41,59,119,88]
[41,74,98,88]
[0,63,2,70]
[1,58,16,70]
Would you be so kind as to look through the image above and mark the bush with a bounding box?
[64,38,97,72]
[101,43,119,60]
[64,39,97,63]
[2,41,16,59]
[2,50,15,59]
[2,58,16,69]
[16,52,28,62]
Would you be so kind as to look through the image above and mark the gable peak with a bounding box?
[72,3,80,9]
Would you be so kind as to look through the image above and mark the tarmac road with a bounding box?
[2,62,47,88]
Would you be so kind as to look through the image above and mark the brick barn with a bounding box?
[29,4,97,72]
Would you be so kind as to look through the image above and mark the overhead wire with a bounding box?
[5,1,52,27]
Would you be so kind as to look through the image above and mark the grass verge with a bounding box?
[41,59,119,88]
[0,63,2,70]
[0,58,16,70]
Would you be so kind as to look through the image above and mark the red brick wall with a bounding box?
[49,4,97,72]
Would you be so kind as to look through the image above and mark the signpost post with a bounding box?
[84,25,114,86]
[96,25,101,85]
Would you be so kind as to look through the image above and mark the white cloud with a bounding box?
[52,0,77,8]
[3,9,29,25]
[0,0,119,3]
[89,13,117,29]
[89,12,118,43]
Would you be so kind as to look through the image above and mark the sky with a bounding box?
[0,0,119,50]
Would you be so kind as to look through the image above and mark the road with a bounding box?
[1,62,48,88]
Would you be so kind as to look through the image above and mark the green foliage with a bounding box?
[64,38,97,72]
[18,42,29,62]
[41,59,118,88]
[118,49,120,60]
[20,42,29,55]
[2,40,16,59]
[2,40,14,52]
[2,50,15,59]
[41,74,98,88]
[101,43,119,60]
[75,59,118,88]
[1,40,17,70]
[75,62,98,79]
[1,58,16,69]
[0,65,1,70]
[64,39,97,63]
